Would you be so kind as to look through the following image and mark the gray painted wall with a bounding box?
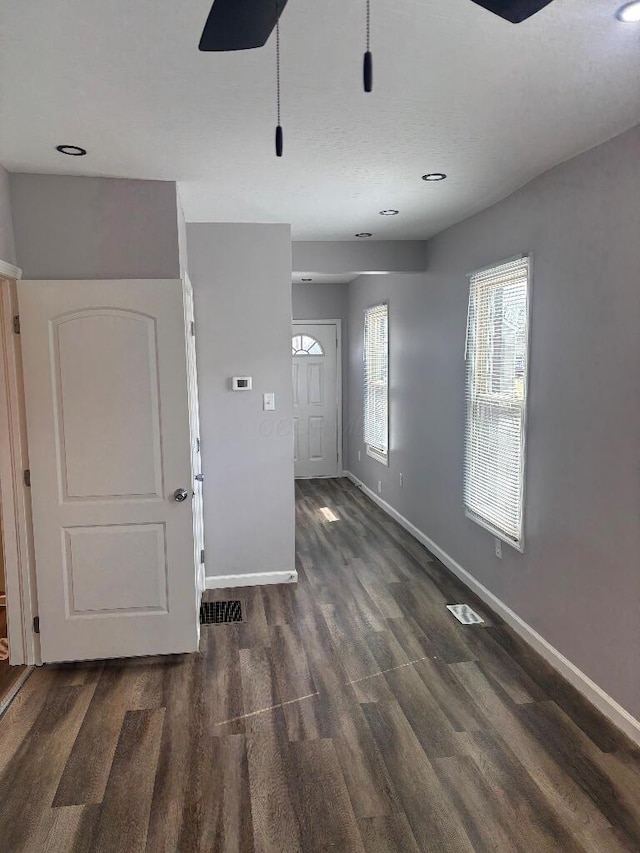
[10,174,181,279]
[188,223,295,578]
[347,123,640,719]
[292,282,348,323]
[292,282,349,461]
[293,241,428,275]
[0,166,16,267]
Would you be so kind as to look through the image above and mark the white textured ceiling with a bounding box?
[1,1,639,240]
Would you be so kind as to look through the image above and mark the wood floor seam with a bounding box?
[214,690,321,727]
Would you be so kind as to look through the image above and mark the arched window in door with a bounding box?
[292,334,324,356]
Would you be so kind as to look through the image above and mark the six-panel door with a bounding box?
[18,279,200,662]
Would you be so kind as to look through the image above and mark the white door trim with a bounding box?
[292,319,342,478]
[0,260,22,281]
[0,277,39,666]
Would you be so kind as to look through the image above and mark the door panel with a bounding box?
[292,323,339,478]
[19,279,200,662]
[65,523,167,612]
[54,310,163,500]
[306,363,324,405]
[309,416,324,460]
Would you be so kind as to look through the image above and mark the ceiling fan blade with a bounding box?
[199,0,289,51]
[469,0,554,23]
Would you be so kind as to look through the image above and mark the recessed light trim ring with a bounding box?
[56,145,87,156]
[379,209,399,216]
[616,1,640,21]
[422,172,447,182]
[356,232,373,238]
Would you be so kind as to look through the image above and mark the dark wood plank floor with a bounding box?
[1,477,640,851]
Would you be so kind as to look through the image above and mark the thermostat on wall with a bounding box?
[232,376,252,391]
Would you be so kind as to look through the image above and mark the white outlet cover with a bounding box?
[447,604,484,625]
[263,392,276,411]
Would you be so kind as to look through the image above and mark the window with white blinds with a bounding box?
[464,256,530,549]
[363,303,389,464]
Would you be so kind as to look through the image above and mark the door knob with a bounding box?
[173,488,189,502]
[195,474,204,482]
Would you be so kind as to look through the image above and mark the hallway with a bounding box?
[0,478,639,851]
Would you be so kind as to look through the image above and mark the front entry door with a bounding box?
[19,279,200,662]
[292,322,340,478]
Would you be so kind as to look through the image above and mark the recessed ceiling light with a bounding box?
[356,232,373,238]
[56,145,87,156]
[616,1,640,21]
[379,209,399,216]
[422,173,447,182]
[301,278,313,282]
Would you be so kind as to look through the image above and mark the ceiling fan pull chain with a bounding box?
[275,13,283,156]
[364,0,372,92]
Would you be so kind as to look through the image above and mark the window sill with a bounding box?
[464,508,524,553]
[366,446,389,467]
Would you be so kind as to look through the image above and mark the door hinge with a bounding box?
[12,315,20,335]
[200,549,205,564]
[190,321,195,336]
[196,437,200,452]
[24,469,31,487]
[33,616,40,634]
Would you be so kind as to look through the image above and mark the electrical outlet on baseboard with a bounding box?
[495,538,503,559]
[399,472,404,488]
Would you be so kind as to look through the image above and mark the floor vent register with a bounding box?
[446,604,484,625]
[200,600,243,625]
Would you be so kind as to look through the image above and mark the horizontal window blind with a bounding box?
[363,303,389,457]
[464,256,530,547]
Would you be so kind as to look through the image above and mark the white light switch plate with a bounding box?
[263,392,276,411]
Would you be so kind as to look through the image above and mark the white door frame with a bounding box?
[0,263,40,667]
[292,319,343,477]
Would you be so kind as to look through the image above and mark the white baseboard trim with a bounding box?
[205,571,298,590]
[344,470,640,746]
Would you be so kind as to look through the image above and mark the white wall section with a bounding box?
[10,175,181,280]
[188,223,295,581]
[293,241,428,276]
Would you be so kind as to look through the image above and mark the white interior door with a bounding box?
[183,276,205,598]
[19,279,200,663]
[292,322,340,478]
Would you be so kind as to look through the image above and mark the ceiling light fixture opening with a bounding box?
[616,1,640,21]
[356,232,373,238]
[379,209,399,216]
[56,145,87,156]
[422,173,447,182]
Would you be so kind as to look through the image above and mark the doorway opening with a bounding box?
[0,273,37,713]
[292,320,342,479]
